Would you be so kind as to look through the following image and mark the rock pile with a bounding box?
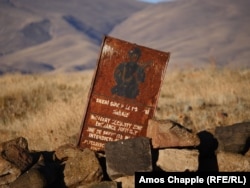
[0,119,249,188]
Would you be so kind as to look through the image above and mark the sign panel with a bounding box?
[78,35,170,151]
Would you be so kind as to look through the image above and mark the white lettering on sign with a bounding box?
[115,134,123,140]
[115,127,139,136]
[87,127,96,133]
[125,105,138,112]
[110,101,121,108]
[133,124,143,131]
[112,109,130,117]
[103,124,116,131]
[95,121,103,127]
[117,127,131,134]
[91,114,111,123]
[111,119,133,128]
[102,130,116,136]
[88,133,113,141]
[129,130,139,135]
[96,129,102,135]
[84,140,105,148]
[96,98,110,105]
[87,114,145,142]
[96,98,140,113]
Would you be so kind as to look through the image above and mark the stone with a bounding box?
[2,129,250,187]
[8,154,60,188]
[0,156,21,186]
[146,119,200,148]
[2,144,33,172]
[156,149,199,172]
[9,169,47,188]
[76,181,119,188]
[1,137,33,172]
[214,122,250,154]
[54,144,103,187]
[105,137,152,180]
[114,176,134,188]
[0,137,33,186]
[216,151,250,172]
[1,137,29,151]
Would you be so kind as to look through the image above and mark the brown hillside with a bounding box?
[1,0,250,74]
[0,0,148,74]
[110,0,250,70]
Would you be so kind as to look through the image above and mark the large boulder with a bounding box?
[0,156,21,186]
[7,153,61,188]
[54,144,103,187]
[105,137,152,180]
[156,149,199,172]
[147,119,200,148]
[217,151,250,172]
[214,122,250,154]
[0,137,33,186]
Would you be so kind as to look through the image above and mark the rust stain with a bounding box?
[77,35,170,151]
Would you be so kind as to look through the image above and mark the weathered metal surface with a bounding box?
[77,35,170,151]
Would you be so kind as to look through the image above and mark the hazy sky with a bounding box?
[139,0,173,3]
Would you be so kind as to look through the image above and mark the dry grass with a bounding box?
[0,71,93,150]
[157,67,250,132]
[0,67,250,151]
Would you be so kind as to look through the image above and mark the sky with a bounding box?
[138,0,173,3]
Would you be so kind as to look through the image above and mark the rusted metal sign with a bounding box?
[77,35,170,151]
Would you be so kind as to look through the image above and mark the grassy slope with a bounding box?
[0,68,250,151]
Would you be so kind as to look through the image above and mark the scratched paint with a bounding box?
[77,35,170,152]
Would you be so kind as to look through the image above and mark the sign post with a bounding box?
[77,36,170,151]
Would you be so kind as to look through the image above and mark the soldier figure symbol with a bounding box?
[111,47,151,99]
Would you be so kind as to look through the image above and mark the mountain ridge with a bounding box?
[0,0,148,74]
[110,0,250,71]
[0,0,249,75]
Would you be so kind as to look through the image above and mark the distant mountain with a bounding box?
[0,0,249,75]
[110,0,250,70]
[0,0,148,74]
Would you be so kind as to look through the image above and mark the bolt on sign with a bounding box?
[77,35,170,152]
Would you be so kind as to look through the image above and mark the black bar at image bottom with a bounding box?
[134,172,250,188]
